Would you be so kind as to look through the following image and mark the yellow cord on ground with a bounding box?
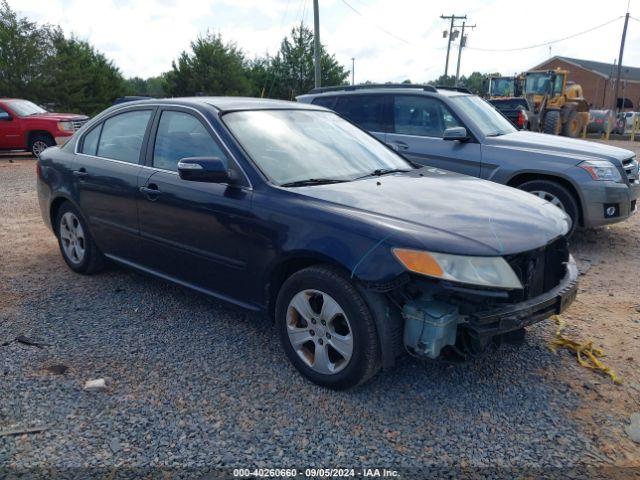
[548,315,622,385]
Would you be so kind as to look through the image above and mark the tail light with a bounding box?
[517,110,526,128]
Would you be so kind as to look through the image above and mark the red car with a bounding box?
[0,99,88,157]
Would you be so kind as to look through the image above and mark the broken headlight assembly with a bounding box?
[578,160,622,182]
[392,248,523,290]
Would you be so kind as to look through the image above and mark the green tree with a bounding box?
[124,74,166,97]
[0,0,57,99]
[164,33,252,97]
[42,33,125,115]
[428,74,455,87]
[267,24,349,100]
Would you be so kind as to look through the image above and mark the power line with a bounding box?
[465,16,623,52]
[339,0,413,45]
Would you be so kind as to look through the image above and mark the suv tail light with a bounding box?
[517,110,526,128]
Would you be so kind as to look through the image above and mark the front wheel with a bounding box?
[29,134,55,157]
[518,180,579,236]
[275,265,381,390]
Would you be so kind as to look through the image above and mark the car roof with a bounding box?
[297,86,470,101]
[116,96,325,112]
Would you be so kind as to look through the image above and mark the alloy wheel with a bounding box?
[59,212,86,264]
[32,140,49,157]
[286,289,353,375]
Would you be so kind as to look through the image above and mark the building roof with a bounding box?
[533,56,640,82]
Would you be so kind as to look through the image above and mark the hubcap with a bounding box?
[32,140,49,157]
[286,289,353,375]
[59,212,86,264]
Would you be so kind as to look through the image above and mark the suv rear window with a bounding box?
[311,96,337,109]
[332,95,387,132]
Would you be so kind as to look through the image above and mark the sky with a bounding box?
[12,0,640,83]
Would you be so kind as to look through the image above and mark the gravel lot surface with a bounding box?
[1,143,639,477]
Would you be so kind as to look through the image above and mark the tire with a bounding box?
[29,133,55,157]
[542,110,561,135]
[562,110,581,138]
[275,265,381,390]
[517,180,579,237]
[55,201,105,274]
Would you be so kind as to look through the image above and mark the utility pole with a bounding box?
[454,21,476,86]
[613,12,629,112]
[441,14,466,77]
[351,58,355,85]
[313,0,321,88]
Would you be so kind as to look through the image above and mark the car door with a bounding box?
[386,95,482,177]
[0,104,22,149]
[75,107,155,259]
[331,94,390,143]
[136,107,254,302]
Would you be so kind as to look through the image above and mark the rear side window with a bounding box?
[97,110,152,163]
[80,125,102,155]
[153,110,227,172]
[311,96,337,109]
[393,96,462,137]
[333,95,387,132]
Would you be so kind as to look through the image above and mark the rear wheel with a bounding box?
[275,265,381,390]
[562,110,581,138]
[517,180,579,236]
[55,202,105,274]
[29,133,55,157]
[543,110,561,135]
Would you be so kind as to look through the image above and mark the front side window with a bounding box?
[333,95,387,132]
[97,110,152,163]
[153,111,227,172]
[223,109,411,186]
[393,96,462,137]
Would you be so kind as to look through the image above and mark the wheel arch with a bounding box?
[27,130,55,146]
[49,194,82,234]
[506,171,584,226]
[265,252,350,321]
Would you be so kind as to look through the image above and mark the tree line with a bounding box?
[1,0,496,116]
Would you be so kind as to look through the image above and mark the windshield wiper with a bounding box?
[280,178,348,187]
[354,168,412,180]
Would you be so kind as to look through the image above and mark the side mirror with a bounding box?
[177,157,236,184]
[0,112,12,121]
[443,127,469,142]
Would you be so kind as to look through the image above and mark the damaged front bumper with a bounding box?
[399,256,579,359]
[464,257,578,340]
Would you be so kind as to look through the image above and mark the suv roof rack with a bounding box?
[308,84,437,94]
[435,85,472,94]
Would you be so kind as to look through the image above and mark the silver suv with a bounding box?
[298,85,639,234]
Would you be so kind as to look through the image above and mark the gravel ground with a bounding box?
[1,146,639,477]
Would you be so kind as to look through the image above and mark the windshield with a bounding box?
[223,109,412,185]
[490,78,515,97]
[450,96,515,136]
[525,73,564,96]
[5,100,47,116]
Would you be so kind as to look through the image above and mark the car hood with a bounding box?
[484,130,635,164]
[287,168,570,256]
[24,112,88,121]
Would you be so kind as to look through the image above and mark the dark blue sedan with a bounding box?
[36,97,578,389]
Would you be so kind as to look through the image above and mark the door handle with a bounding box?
[139,185,162,195]
[73,168,88,178]
[392,141,409,151]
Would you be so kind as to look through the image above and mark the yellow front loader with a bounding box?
[524,69,590,137]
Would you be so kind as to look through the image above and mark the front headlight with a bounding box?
[578,160,622,182]
[392,248,523,289]
[57,121,74,132]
